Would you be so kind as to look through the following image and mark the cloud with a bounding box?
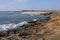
[15,0,27,3]
[0,0,29,11]
[0,0,28,11]
[0,0,60,11]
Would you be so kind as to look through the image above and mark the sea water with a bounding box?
[0,11,49,31]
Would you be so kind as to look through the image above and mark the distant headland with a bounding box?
[21,10,52,15]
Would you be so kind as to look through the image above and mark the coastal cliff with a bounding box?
[0,11,60,40]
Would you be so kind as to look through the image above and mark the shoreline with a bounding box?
[0,16,50,40]
[21,10,52,15]
[0,11,60,40]
[21,12,51,15]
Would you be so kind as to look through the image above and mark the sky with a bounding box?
[0,0,60,11]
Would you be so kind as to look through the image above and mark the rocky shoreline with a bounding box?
[0,17,50,40]
[0,11,60,40]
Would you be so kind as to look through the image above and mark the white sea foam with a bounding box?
[33,19,37,21]
[21,12,35,16]
[0,21,28,31]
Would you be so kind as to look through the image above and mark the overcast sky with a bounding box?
[0,0,60,11]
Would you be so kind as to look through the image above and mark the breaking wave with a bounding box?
[0,21,28,31]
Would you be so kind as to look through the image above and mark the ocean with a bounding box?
[0,11,49,31]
